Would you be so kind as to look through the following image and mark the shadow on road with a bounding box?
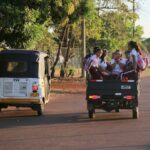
[0,109,133,129]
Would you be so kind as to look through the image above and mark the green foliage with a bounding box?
[0,0,51,49]
[35,30,58,61]
[92,0,144,51]
[60,0,102,52]
[0,0,145,59]
[143,38,150,52]
[50,0,79,27]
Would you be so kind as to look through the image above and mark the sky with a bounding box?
[137,0,150,38]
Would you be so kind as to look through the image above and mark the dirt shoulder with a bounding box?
[51,78,86,94]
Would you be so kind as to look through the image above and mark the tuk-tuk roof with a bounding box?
[0,49,48,57]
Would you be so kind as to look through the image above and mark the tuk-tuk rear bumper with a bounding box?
[0,98,41,104]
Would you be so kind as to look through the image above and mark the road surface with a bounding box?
[0,76,150,150]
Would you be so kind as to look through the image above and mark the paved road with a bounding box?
[0,77,150,150]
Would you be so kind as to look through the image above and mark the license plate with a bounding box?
[121,85,131,90]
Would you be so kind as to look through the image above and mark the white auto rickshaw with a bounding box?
[0,49,51,116]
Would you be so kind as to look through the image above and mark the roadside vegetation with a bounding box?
[0,0,148,78]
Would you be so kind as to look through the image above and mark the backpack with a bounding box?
[137,54,148,71]
[83,53,93,71]
[143,57,149,68]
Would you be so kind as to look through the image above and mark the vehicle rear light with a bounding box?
[90,80,103,82]
[121,77,128,82]
[121,79,134,83]
[90,80,96,82]
[89,95,101,100]
[32,83,38,92]
[124,95,135,101]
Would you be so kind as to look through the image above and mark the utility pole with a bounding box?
[81,18,86,78]
[132,0,135,38]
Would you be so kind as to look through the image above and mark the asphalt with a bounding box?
[0,76,150,150]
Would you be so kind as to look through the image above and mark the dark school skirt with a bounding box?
[89,66,103,80]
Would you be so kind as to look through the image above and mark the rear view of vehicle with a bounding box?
[0,50,51,116]
[86,79,139,119]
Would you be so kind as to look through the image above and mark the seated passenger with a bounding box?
[124,50,134,71]
[111,50,126,79]
[99,49,111,79]
[121,50,136,80]
[83,47,99,72]
[89,47,103,79]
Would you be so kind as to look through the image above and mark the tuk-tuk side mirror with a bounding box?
[32,56,39,64]
[36,57,39,63]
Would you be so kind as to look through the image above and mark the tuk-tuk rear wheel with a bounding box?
[88,110,95,119]
[0,104,2,112]
[36,104,44,116]
[87,103,95,119]
[89,111,95,119]
[132,107,139,119]
[115,108,119,112]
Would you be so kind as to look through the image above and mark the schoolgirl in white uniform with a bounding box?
[111,50,126,79]
[128,41,142,72]
[89,48,103,79]
[99,49,111,78]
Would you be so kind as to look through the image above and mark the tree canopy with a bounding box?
[0,0,146,77]
[0,0,51,49]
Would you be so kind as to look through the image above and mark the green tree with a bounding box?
[94,0,143,51]
[0,0,51,49]
[143,38,150,52]
[50,0,97,77]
